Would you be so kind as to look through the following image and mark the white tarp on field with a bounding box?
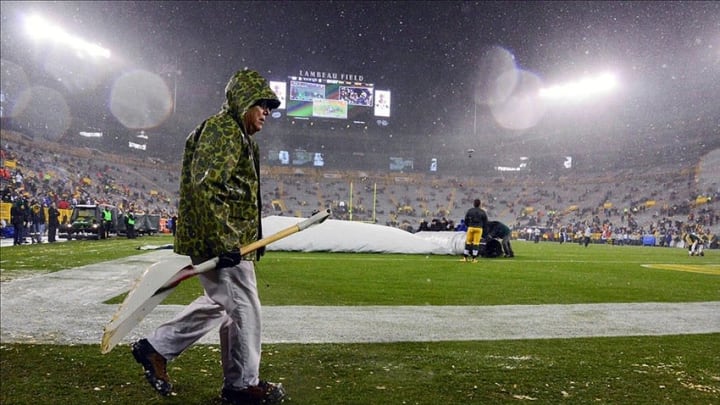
[262,216,465,255]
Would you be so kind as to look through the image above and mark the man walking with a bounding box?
[131,69,285,405]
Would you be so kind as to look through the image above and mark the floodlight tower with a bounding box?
[538,72,618,101]
[24,15,111,59]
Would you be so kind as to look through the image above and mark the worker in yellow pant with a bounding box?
[461,199,488,262]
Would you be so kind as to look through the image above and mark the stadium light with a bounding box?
[24,15,111,59]
[538,72,617,101]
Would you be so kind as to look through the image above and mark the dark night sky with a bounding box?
[1,1,719,166]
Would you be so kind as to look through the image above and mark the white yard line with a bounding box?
[1,250,719,347]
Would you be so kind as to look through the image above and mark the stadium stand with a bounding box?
[1,129,717,248]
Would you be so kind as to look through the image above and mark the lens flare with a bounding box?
[474,46,518,107]
[14,86,71,140]
[696,148,720,195]
[110,70,173,129]
[0,59,31,118]
[490,70,547,130]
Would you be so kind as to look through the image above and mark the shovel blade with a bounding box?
[101,255,191,353]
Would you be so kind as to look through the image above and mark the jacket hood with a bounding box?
[222,69,280,119]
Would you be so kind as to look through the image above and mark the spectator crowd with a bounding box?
[1,129,717,249]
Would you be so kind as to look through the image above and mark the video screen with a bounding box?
[374,90,391,117]
[267,149,324,167]
[268,149,290,165]
[269,81,287,109]
[290,81,325,102]
[389,157,414,171]
[313,99,347,119]
[286,76,380,123]
[313,152,325,167]
[339,86,373,106]
[292,149,313,165]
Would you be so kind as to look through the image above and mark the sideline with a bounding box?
[641,263,720,276]
[1,237,68,248]
[1,250,719,347]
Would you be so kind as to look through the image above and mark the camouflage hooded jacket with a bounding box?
[174,70,279,262]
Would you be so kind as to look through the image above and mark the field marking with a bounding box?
[641,264,720,276]
[269,255,720,267]
[3,247,720,345]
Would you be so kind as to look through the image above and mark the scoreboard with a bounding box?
[264,71,393,170]
[270,73,391,125]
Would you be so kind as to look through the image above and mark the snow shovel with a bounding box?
[101,208,331,353]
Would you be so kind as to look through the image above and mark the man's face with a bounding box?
[242,101,272,135]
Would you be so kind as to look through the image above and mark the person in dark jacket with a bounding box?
[29,201,46,243]
[486,220,514,258]
[47,202,60,242]
[461,198,488,262]
[125,210,136,239]
[170,215,177,236]
[11,199,28,245]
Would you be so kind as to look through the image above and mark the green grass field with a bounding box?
[1,237,719,404]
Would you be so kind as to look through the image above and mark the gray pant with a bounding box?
[500,235,514,256]
[148,260,262,390]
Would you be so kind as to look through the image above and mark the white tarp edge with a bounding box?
[262,215,465,255]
